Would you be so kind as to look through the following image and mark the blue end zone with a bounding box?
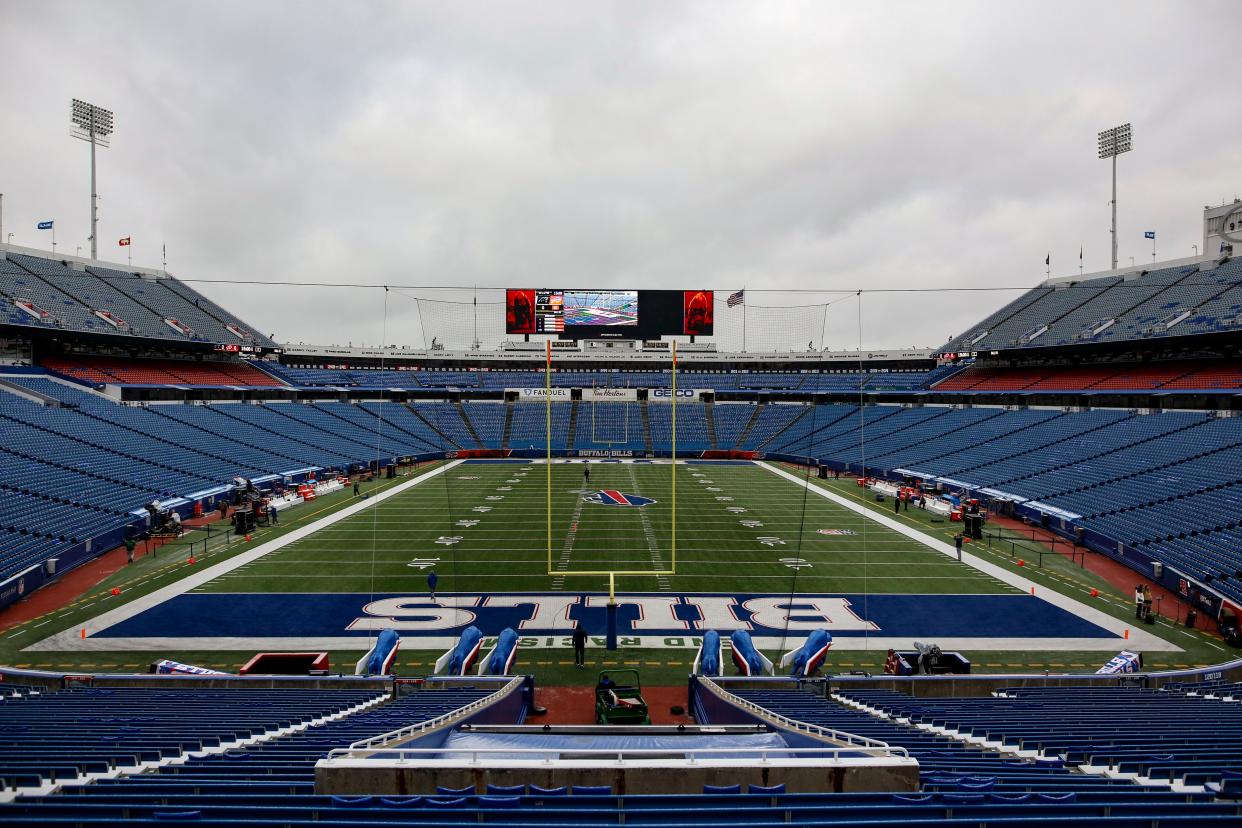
[94,592,1115,641]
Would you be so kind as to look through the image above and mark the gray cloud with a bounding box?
[2,0,1238,351]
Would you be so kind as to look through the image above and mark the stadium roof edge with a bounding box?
[1,240,170,279]
[1042,252,1209,286]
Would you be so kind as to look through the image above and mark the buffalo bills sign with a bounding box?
[583,490,657,507]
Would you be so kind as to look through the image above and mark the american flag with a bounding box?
[727,289,745,308]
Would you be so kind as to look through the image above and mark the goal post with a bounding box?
[544,339,677,579]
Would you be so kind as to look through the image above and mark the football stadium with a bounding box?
[3,3,1242,824]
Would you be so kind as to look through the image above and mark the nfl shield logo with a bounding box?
[583,490,657,507]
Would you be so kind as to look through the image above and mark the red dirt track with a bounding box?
[0,509,228,632]
[531,685,694,725]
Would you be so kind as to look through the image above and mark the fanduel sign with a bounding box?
[515,387,572,401]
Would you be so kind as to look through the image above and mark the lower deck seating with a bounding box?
[716,687,1123,792]
[1,683,504,818]
[0,686,384,791]
[5,678,1235,825]
[835,686,1242,791]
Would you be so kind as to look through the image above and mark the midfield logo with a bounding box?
[583,490,657,507]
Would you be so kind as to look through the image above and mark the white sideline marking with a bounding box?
[17,634,1170,653]
[25,460,464,652]
[760,462,1181,653]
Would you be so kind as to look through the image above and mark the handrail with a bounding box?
[346,676,523,751]
[695,677,908,758]
[324,745,909,762]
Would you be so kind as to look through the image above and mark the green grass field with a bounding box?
[201,461,999,596]
[1,460,1232,684]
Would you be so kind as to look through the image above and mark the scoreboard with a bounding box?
[506,289,713,339]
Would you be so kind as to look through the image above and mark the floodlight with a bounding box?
[1098,123,1133,269]
[70,99,114,259]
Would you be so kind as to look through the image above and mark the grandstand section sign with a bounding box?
[649,388,709,402]
[582,388,638,401]
[514,387,571,401]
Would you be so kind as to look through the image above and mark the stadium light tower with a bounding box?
[71,99,114,261]
[1098,123,1132,271]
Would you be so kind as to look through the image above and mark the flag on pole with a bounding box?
[1045,253,1050,266]
[118,236,131,246]
[1144,231,1156,240]
[37,220,54,230]
[1079,247,1083,261]
[727,289,745,308]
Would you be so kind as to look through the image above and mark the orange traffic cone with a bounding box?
[110,587,120,596]
[1090,588,1099,598]
[1017,559,1025,567]
[244,534,251,543]
[187,556,196,565]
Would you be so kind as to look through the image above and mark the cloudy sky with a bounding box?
[2,1,1238,352]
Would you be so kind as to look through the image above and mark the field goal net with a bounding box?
[590,396,632,446]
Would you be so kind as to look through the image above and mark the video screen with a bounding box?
[506,289,564,334]
[563,290,639,326]
[682,290,714,335]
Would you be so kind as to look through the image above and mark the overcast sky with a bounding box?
[2,1,1239,352]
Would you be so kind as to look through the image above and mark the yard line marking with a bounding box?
[551,491,588,591]
[626,464,671,590]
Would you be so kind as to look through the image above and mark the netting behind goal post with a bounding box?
[545,343,677,585]
[590,397,631,445]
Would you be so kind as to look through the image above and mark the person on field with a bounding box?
[572,622,588,669]
[125,534,137,565]
[427,570,438,601]
[583,465,591,486]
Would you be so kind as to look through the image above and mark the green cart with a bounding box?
[594,669,651,725]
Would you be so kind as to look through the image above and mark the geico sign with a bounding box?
[650,388,700,401]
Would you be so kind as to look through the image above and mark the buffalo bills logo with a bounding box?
[583,490,657,507]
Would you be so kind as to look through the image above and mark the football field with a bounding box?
[194,460,1003,596]
[21,459,1200,678]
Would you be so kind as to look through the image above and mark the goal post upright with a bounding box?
[546,339,552,576]
[671,339,677,574]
